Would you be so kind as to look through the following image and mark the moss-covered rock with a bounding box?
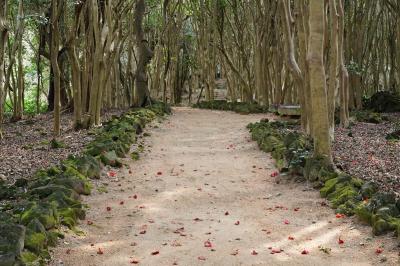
[320,177,339,197]
[49,178,90,196]
[355,202,373,224]
[30,185,79,201]
[386,129,400,141]
[193,100,269,114]
[360,181,378,199]
[20,251,41,265]
[0,223,26,266]
[353,110,383,124]
[304,156,335,182]
[100,150,122,167]
[65,155,101,180]
[327,185,358,208]
[24,231,47,254]
[20,203,59,230]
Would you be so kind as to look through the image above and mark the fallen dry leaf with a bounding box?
[231,249,239,256]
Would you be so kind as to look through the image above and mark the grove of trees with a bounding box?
[0,0,399,163]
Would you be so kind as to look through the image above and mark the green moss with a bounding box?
[50,178,91,195]
[327,185,358,208]
[20,251,41,265]
[131,152,140,161]
[320,178,339,197]
[372,219,391,235]
[100,150,122,167]
[20,203,59,230]
[193,100,269,114]
[25,232,47,253]
[50,139,67,149]
[360,181,378,199]
[304,156,335,182]
[355,202,373,224]
[336,200,358,216]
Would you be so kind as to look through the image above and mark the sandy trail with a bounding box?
[51,107,399,266]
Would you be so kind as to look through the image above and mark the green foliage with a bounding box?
[363,91,400,113]
[352,110,384,124]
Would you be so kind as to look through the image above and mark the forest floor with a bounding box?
[50,108,399,266]
[333,116,400,198]
[0,110,126,182]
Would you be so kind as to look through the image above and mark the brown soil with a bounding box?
[50,108,399,266]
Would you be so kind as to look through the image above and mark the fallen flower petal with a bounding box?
[283,219,290,225]
[198,256,206,261]
[375,248,383,254]
[108,171,117,177]
[288,236,295,240]
[338,237,344,245]
[151,251,160,255]
[120,201,124,205]
[106,207,111,211]
[157,171,162,175]
[225,211,229,216]
[97,248,104,255]
[204,240,212,248]
[130,259,139,264]
[234,221,240,225]
[271,249,282,254]
[336,213,345,218]
[271,172,279,177]
[301,250,309,255]
[251,250,258,255]
[87,220,93,225]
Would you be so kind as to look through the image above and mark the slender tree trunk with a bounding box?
[134,0,153,106]
[308,0,332,162]
[0,0,8,139]
[50,0,62,137]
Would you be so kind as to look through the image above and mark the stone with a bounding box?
[0,223,26,266]
[100,151,122,167]
[20,202,59,230]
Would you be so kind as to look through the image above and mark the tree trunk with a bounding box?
[134,0,153,107]
[308,0,332,162]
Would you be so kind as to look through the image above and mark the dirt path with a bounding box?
[51,108,399,266]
